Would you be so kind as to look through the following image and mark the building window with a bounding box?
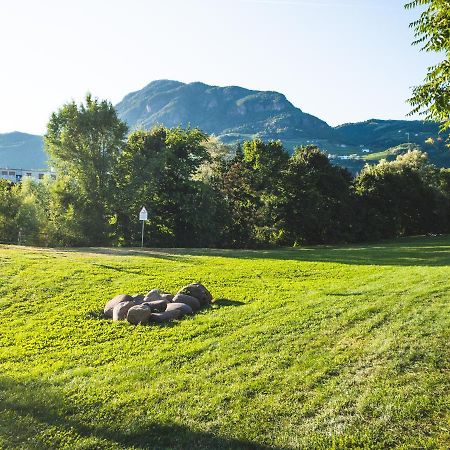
[1,171,7,175]
[38,173,44,179]
[26,172,32,176]
[8,171,15,176]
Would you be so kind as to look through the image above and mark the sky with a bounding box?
[0,0,439,135]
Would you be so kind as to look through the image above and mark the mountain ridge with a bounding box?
[1,80,447,171]
[115,79,335,142]
[0,131,46,169]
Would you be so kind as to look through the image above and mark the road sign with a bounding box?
[139,207,148,248]
[139,207,148,221]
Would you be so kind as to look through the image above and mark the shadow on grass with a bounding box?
[212,298,245,307]
[173,235,450,267]
[0,376,280,450]
[85,308,104,320]
[65,247,196,263]
[52,235,450,267]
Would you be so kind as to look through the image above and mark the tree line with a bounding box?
[1,95,450,248]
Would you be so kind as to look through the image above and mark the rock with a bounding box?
[145,289,164,301]
[141,299,168,312]
[166,302,193,317]
[172,293,201,312]
[177,283,212,307]
[132,294,145,304]
[112,301,135,321]
[104,294,134,318]
[160,293,174,302]
[149,310,182,323]
[127,304,152,325]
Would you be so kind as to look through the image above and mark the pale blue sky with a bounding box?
[0,0,438,134]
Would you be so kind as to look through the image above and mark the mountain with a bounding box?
[115,80,448,164]
[115,79,335,143]
[1,80,449,172]
[362,142,450,167]
[335,119,444,150]
[0,132,47,169]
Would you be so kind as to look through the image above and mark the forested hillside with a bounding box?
[3,81,447,172]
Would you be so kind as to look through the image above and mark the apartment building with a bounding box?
[0,167,56,183]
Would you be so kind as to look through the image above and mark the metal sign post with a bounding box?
[139,207,148,248]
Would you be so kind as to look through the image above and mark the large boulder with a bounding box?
[127,304,152,325]
[145,289,165,301]
[177,283,212,307]
[141,299,168,312]
[112,301,135,321]
[172,294,201,312]
[132,294,145,304]
[166,302,193,317]
[149,310,182,323]
[104,294,134,318]
[160,293,174,302]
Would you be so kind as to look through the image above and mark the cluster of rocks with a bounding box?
[103,283,213,325]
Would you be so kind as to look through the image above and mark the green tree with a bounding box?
[209,158,259,247]
[276,146,353,245]
[0,178,47,245]
[405,0,450,132]
[45,94,128,244]
[43,175,89,246]
[354,150,448,239]
[114,126,218,247]
[0,180,21,243]
[243,139,289,191]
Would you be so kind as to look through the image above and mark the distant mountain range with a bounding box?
[0,132,46,169]
[1,80,448,171]
[116,79,334,143]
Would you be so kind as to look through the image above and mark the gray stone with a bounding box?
[141,299,168,312]
[172,293,201,312]
[149,310,182,323]
[160,293,174,302]
[132,294,145,304]
[177,283,212,307]
[145,289,164,301]
[112,301,135,321]
[127,304,152,325]
[166,302,193,317]
[104,294,134,318]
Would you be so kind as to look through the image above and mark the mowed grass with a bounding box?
[0,237,449,450]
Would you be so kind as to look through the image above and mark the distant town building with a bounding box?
[0,167,56,183]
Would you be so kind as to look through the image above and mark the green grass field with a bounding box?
[0,237,449,449]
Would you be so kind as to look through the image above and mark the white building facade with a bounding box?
[0,167,56,183]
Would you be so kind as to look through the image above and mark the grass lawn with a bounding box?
[0,237,449,449]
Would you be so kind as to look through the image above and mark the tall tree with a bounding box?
[276,146,354,245]
[114,126,218,247]
[45,94,128,244]
[243,139,289,191]
[0,180,21,244]
[405,0,450,133]
[354,150,447,239]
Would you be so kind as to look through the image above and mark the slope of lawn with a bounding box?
[0,237,449,449]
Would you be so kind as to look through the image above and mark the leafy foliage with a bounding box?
[45,94,128,244]
[3,91,450,248]
[276,146,354,245]
[114,127,222,247]
[354,150,449,239]
[405,0,450,132]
